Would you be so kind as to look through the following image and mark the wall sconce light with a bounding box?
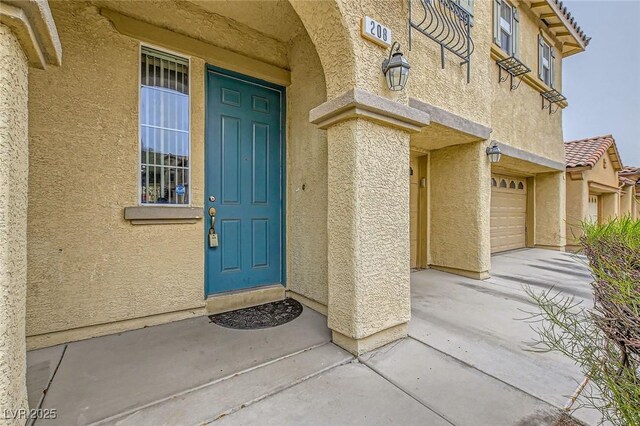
[382,42,410,91]
[486,142,502,163]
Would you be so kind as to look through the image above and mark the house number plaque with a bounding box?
[361,16,392,48]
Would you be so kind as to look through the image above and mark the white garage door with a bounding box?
[491,174,527,254]
[588,195,598,224]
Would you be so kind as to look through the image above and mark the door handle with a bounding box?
[208,207,218,248]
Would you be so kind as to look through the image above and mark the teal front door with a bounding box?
[205,67,284,295]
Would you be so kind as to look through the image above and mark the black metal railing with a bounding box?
[541,89,566,115]
[496,56,531,91]
[409,0,475,83]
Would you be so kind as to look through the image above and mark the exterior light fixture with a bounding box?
[382,42,410,91]
[486,142,502,163]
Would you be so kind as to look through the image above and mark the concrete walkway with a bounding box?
[27,249,597,425]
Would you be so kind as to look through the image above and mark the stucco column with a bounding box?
[309,89,429,355]
[0,23,30,423]
[429,141,491,279]
[565,173,588,249]
[535,171,566,250]
[601,192,619,221]
[326,119,411,354]
[0,3,60,422]
[620,186,633,217]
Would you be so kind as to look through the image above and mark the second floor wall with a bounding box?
[335,0,587,162]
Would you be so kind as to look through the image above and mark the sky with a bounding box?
[562,0,640,166]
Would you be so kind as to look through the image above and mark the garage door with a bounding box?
[491,174,527,253]
[588,195,598,224]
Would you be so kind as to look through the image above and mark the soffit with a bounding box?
[184,0,305,42]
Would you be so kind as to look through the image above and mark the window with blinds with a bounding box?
[140,46,190,205]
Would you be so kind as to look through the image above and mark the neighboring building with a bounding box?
[620,166,640,219]
[1,0,589,415]
[564,135,624,250]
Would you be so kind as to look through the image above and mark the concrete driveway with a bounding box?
[27,249,597,425]
[363,248,599,426]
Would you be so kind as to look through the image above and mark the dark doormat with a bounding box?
[208,298,303,330]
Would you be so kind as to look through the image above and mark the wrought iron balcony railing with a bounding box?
[409,0,475,83]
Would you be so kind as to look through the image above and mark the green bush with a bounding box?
[527,217,640,425]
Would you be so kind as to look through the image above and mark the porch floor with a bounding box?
[27,249,599,425]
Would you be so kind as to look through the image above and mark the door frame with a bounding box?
[203,65,287,297]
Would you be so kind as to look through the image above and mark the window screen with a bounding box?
[140,46,190,205]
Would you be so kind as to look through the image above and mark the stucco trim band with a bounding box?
[332,323,408,356]
[491,140,566,171]
[309,88,430,133]
[101,8,291,86]
[205,284,285,314]
[409,98,491,141]
[27,306,207,350]
[534,244,565,252]
[588,181,620,194]
[0,1,61,69]
[124,206,204,225]
[430,265,490,280]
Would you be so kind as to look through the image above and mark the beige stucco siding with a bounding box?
[586,153,620,189]
[26,1,330,346]
[534,171,565,249]
[0,23,30,422]
[27,2,207,341]
[92,0,289,70]
[565,173,588,247]
[620,186,634,217]
[326,119,411,340]
[565,153,621,248]
[489,3,564,160]
[285,31,329,307]
[430,141,491,275]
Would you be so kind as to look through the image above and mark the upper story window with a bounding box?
[493,0,519,57]
[139,46,190,205]
[454,0,474,18]
[538,35,556,87]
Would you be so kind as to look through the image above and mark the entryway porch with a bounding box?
[28,249,598,425]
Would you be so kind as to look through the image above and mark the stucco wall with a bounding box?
[338,0,566,163]
[340,0,568,271]
[0,23,29,423]
[326,119,410,339]
[430,141,491,274]
[534,171,565,248]
[565,174,587,247]
[285,32,329,306]
[585,153,619,189]
[27,2,207,345]
[490,4,565,161]
[26,1,331,346]
[620,187,633,217]
[601,193,619,222]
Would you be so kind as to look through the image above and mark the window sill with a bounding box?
[124,206,204,225]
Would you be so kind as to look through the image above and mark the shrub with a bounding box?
[527,217,640,425]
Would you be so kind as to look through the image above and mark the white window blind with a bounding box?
[140,46,190,205]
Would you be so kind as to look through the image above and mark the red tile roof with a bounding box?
[565,135,623,170]
[620,166,640,176]
[619,176,636,186]
[550,0,591,46]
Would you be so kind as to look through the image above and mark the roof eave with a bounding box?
[526,0,589,57]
